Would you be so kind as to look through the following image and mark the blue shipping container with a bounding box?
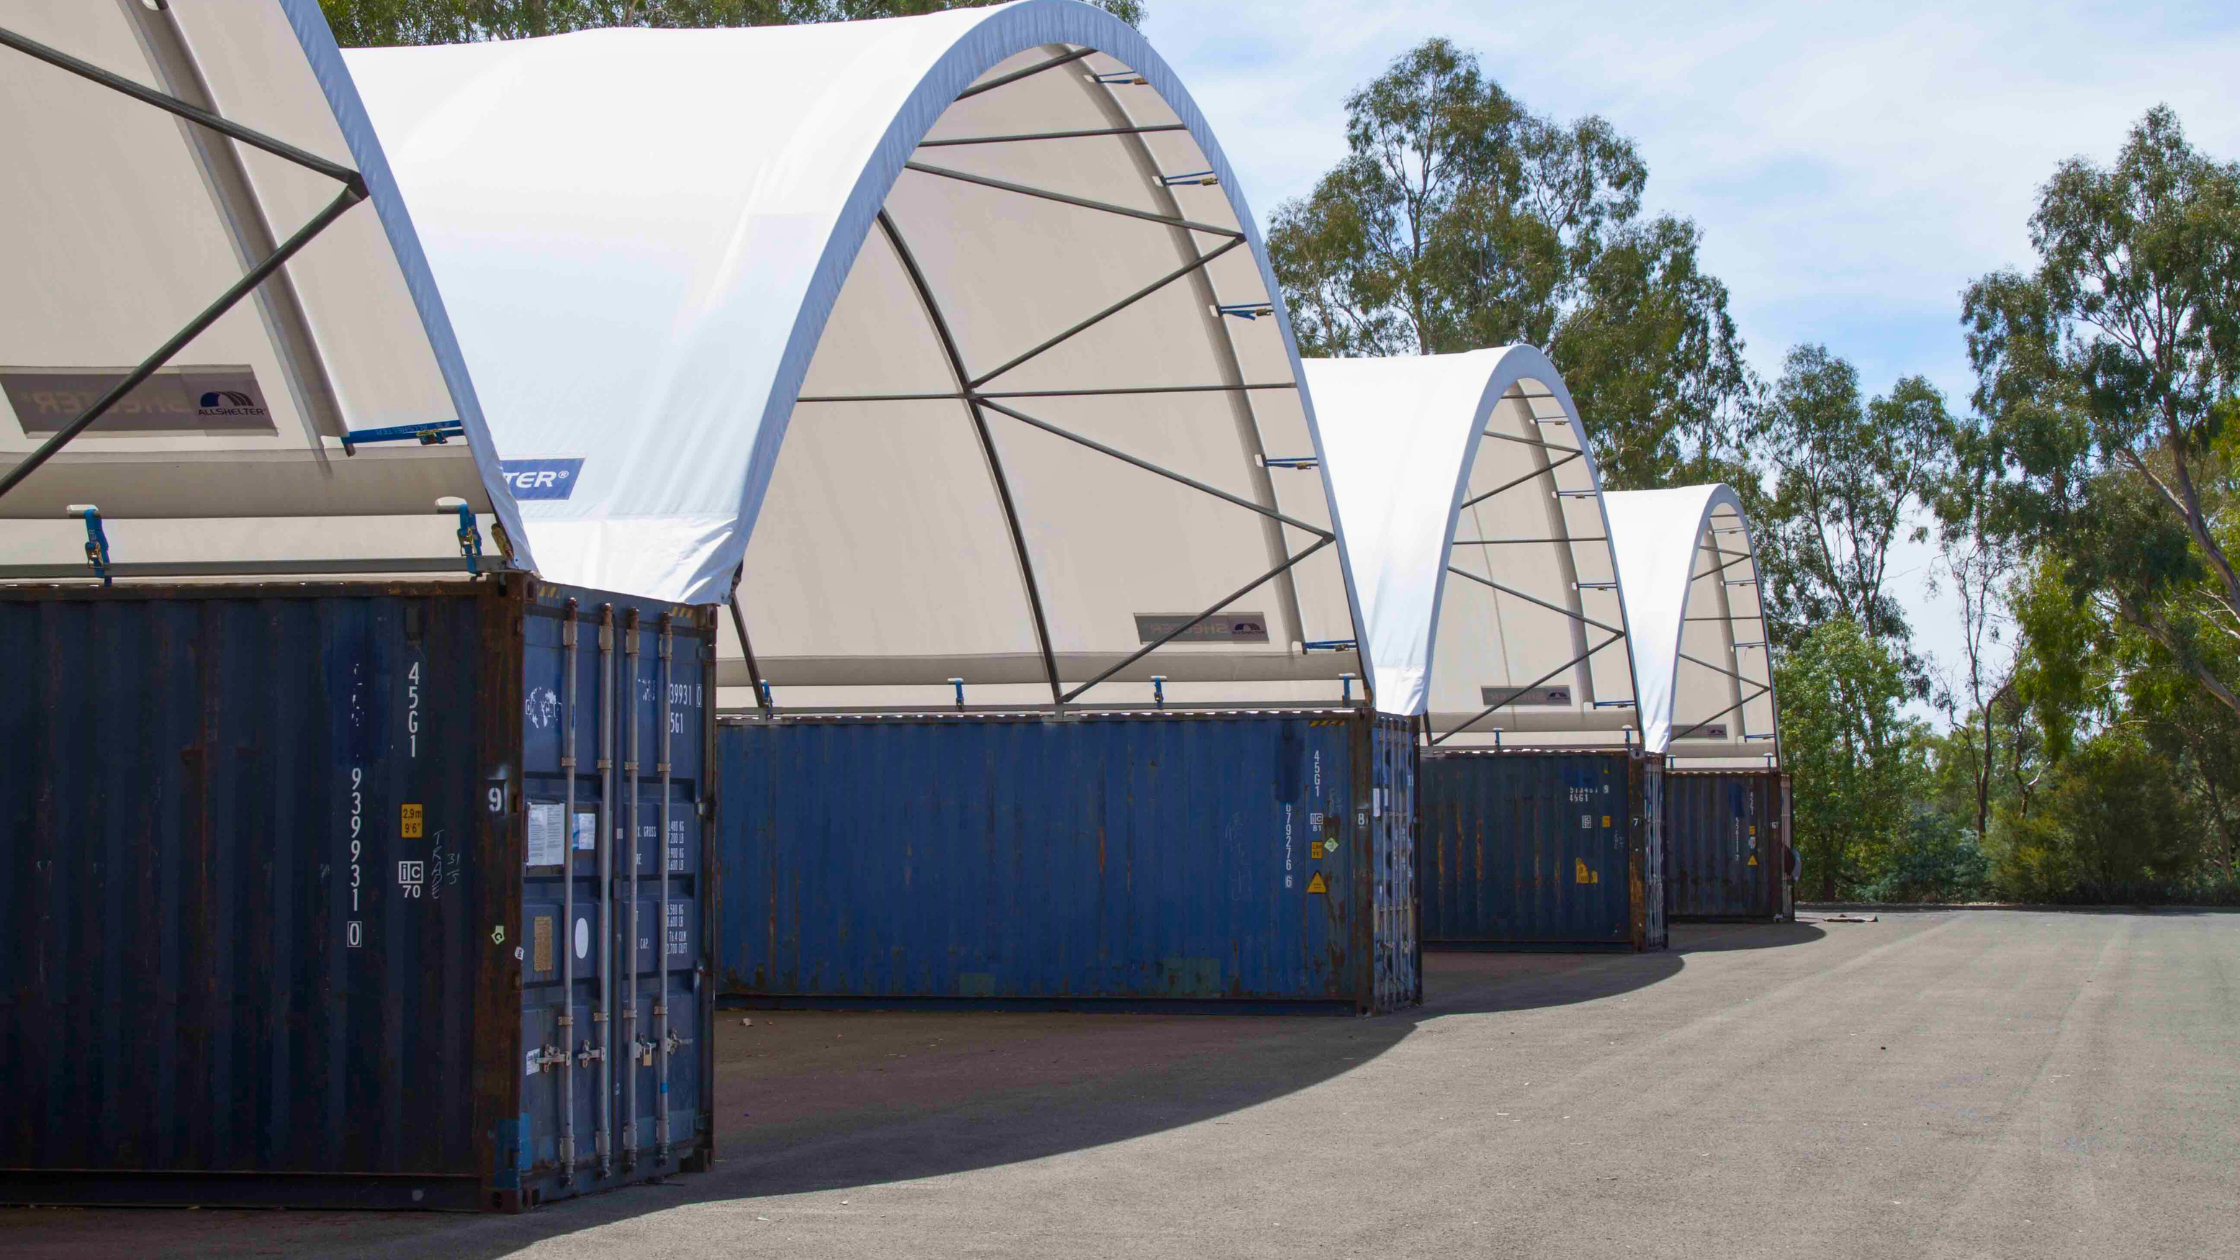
[1664,770,1792,922]
[0,577,716,1211]
[1419,750,1666,952]
[719,710,1418,1014]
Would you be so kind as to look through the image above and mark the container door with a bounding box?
[1635,759,1666,950]
[518,603,610,1188]
[1364,717,1419,1013]
[0,590,486,1204]
[1421,753,1632,947]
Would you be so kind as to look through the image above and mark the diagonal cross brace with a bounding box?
[1062,536,1335,704]
[904,161,1245,240]
[972,237,1248,386]
[977,398,1333,540]
[0,184,364,501]
[1445,565,1627,638]
[1431,632,1629,746]
[1670,682,1773,744]
[1457,450,1582,514]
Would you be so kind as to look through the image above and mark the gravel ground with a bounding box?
[6,907,2235,1260]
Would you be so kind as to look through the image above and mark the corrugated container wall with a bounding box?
[1663,770,1792,922]
[1419,751,1666,951]
[0,578,717,1211]
[720,712,1418,1014]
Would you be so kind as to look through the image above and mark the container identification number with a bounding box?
[346,765,364,948]
[407,661,422,758]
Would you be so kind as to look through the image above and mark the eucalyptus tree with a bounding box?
[1963,105,2240,718]
[1266,38,1753,490]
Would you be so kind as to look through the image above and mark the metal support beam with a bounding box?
[878,211,1065,706]
[1061,536,1335,704]
[955,46,1095,100]
[798,381,1293,404]
[1456,450,1582,514]
[0,24,363,189]
[1670,683,1773,744]
[1452,536,1610,546]
[1479,429,1582,455]
[904,161,1245,239]
[1445,565,1628,638]
[975,398,1333,539]
[919,123,1188,147]
[970,237,1247,386]
[1430,632,1628,746]
[726,566,773,716]
[0,184,365,502]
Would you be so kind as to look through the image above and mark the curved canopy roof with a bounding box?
[0,0,532,577]
[1305,347,1639,748]
[1604,485,1779,765]
[348,0,1362,709]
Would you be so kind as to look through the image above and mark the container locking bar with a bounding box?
[560,598,581,1184]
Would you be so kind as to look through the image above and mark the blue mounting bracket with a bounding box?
[342,419,465,454]
[1150,675,1166,708]
[1089,71,1148,85]
[75,506,112,586]
[1592,699,1637,709]
[1301,639,1357,653]
[1214,302,1274,320]
[949,677,966,709]
[1261,455,1319,470]
[1159,170,1218,187]
[1339,672,1356,703]
[454,503,482,576]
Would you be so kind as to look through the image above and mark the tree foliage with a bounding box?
[1752,345,1955,653]
[1266,38,1751,490]
[1961,105,2240,720]
[320,0,1142,45]
[1776,618,1926,901]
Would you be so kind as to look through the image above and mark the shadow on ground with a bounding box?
[4,923,1821,1259]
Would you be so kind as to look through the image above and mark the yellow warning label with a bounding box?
[1602,815,1612,828]
[1747,854,1758,866]
[1310,841,1325,860]
[1574,858,1600,885]
[401,803,424,839]
[1306,872,1329,895]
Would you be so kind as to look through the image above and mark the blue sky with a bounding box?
[1134,0,2240,715]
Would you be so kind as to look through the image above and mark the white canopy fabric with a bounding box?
[349,1,1363,709]
[1304,347,1640,747]
[1603,485,1779,764]
[0,0,532,575]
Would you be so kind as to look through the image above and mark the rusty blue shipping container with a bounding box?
[0,577,716,1211]
[1664,770,1793,922]
[1419,750,1666,952]
[719,710,1418,1014]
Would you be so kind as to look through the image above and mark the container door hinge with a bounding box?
[663,1029,695,1057]
[527,1044,565,1074]
[577,1041,605,1067]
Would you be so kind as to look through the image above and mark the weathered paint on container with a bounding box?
[719,710,1418,1014]
[1419,750,1667,951]
[1663,770,1792,922]
[0,577,717,1211]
